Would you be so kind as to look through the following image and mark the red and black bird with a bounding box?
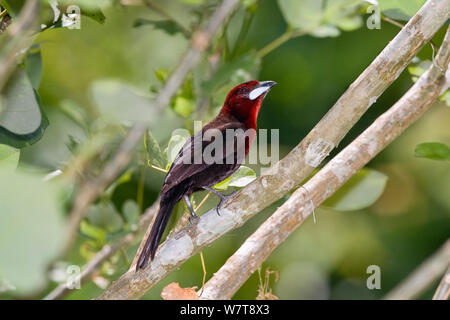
[136,80,276,270]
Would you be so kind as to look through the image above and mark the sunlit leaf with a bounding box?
[173,96,196,117]
[323,168,388,211]
[414,142,450,161]
[81,6,105,24]
[214,166,256,190]
[146,130,166,168]
[154,69,169,84]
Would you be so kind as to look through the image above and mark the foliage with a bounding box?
[0,0,448,300]
[414,142,450,161]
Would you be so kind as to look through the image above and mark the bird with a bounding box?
[135,80,276,270]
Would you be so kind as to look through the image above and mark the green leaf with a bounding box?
[122,200,139,231]
[154,68,169,84]
[414,142,450,161]
[0,169,65,295]
[24,45,43,90]
[277,0,364,37]
[80,220,106,243]
[277,0,323,31]
[323,168,388,211]
[0,144,19,171]
[173,96,196,117]
[441,90,450,107]
[378,0,426,20]
[408,59,431,82]
[310,25,341,38]
[81,6,105,24]
[86,203,124,233]
[90,79,156,125]
[0,0,26,17]
[133,19,189,37]
[58,99,90,131]
[214,166,257,191]
[146,130,166,169]
[0,68,48,148]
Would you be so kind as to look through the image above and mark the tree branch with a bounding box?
[64,0,241,251]
[44,201,159,300]
[95,1,450,300]
[199,26,450,299]
[384,239,450,300]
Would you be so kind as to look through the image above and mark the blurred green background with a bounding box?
[0,0,449,300]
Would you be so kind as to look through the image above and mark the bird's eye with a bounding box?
[238,87,249,95]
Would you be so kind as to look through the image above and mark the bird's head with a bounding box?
[221,80,276,128]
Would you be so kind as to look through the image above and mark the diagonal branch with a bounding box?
[433,266,450,300]
[199,26,450,299]
[384,239,450,300]
[44,200,159,300]
[95,0,450,300]
[64,0,241,251]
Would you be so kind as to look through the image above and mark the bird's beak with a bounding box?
[249,81,277,100]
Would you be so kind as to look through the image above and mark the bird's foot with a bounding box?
[203,187,238,216]
[188,213,199,225]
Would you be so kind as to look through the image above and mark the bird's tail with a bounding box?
[136,192,181,270]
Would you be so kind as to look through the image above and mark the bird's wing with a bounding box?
[161,116,249,193]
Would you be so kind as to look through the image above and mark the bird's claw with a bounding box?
[215,191,238,216]
[188,214,199,225]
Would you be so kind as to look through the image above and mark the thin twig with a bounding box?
[200,26,450,299]
[385,239,450,300]
[95,1,450,300]
[44,201,159,300]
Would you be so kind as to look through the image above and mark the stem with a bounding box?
[381,15,404,29]
[0,9,7,19]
